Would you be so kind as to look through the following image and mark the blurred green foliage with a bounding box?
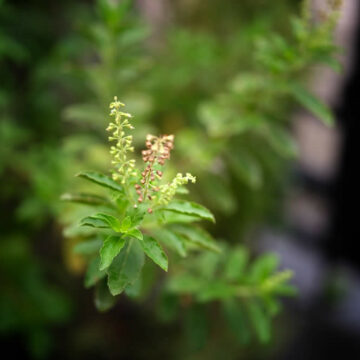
[0,0,341,358]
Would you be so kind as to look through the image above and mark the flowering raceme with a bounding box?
[106,97,196,214]
[107,96,136,184]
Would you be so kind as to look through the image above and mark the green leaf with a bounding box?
[316,55,342,73]
[224,246,249,281]
[222,299,251,344]
[198,101,235,137]
[260,269,294,294]
[264,124,298,158]
[228,150,262,189]
[246,301,271,343]
[172,225,220,253]
[290,17,307,41]
[80,216,110,229]
[196,251,221,279]
[95,213,122,232]
[167,274,205,294]
[124,276,142,298]
[94,279,116,312]
[120,216,132,232]
[107,240,144,295]
[290,83,334,126]
[155,228,187,257]
[63,224,97,238]
[85,256,106,288]
[76,171,124,192]
[202,174,237,215]
[196,282,237,302]
[155,211,201,224]
[272,283,298,296]
[73,238,103,255]
[162,200,215,223]
[262,295,282,316]
[99,235,126,270]
[127,206,146,227]
[248,253,279,283]
[140,235,168,272]
[115,197,130,215]
[126,228,143,241]
[60,193,111,207]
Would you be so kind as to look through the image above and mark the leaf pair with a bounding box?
[106,235,168,296]
[81,212,142,235]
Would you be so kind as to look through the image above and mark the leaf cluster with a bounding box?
[166,245,295,343]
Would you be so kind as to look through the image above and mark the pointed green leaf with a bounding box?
[115,197,130,215]
[94,279,116,312]
[260,269,294,294]
[85,256,106,288]
[246,301,271,343]
[126,228,143,241]
[73,238,103,255]
[228,150,262,189]
[167,274,205,294]
[202,174,237,214]
[127,206,146,227]
[196,251,221,279]
[290,83,334,126]
[61,192,111,207]
[316,55,342,73]
[222,299,251,344]
[95,213,122,232]
[80,216,110,229]
[196,282,237,302]
[124,276,142,298]
[224,246,249,281]
[156,211,201,224]
[99,235,126,270]
[107,240,144,295]
[140,235,168,271]
[162,200,215,223]
[264,124,298,158]
[155,228,187,257]
[172,225,220,253]
[248,253,279,283]
[76,171,124,192]
[263,295,282,316]
[120,216,132,232]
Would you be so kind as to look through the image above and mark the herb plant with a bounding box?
[63,97,213,295]
[63,97,295,343]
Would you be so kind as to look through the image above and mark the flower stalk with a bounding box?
[107,96,136,184]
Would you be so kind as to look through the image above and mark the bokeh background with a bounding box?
[1,0,359,359]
